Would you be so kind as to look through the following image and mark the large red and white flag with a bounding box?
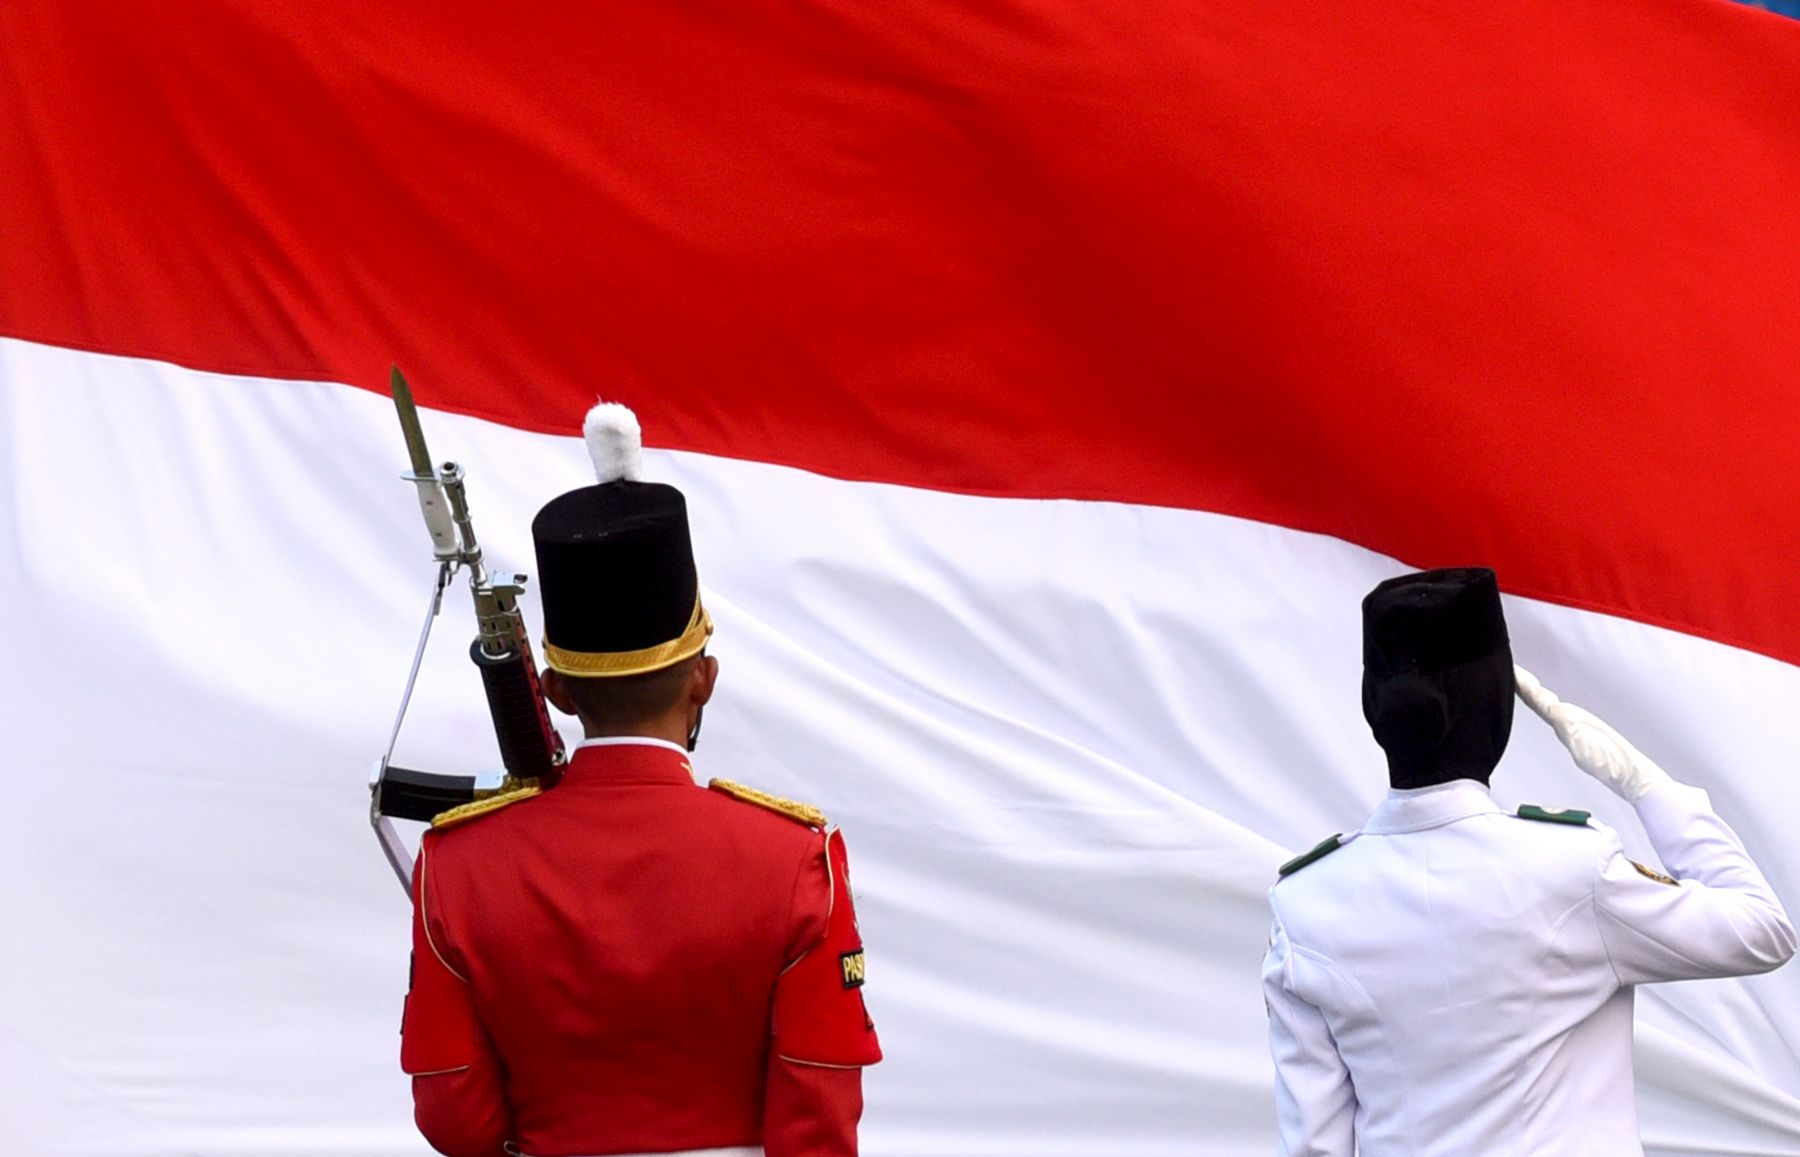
[4,2,1799,1154]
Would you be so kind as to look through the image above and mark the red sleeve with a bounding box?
[401,839,512,1157]
[765,828,881,1157]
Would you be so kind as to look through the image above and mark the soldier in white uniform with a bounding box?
[1263,567,1795,1156]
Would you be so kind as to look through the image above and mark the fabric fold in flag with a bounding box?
[3,0,1800,1153]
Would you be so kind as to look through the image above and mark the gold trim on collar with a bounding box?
[543,600,713,678]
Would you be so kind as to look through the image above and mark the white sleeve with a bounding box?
[1595,781,1796,985]
[1262,913,1356,1157]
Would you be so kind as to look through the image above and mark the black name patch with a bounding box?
[840,949,866,989]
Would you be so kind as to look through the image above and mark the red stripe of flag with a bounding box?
[3,1,1799,662]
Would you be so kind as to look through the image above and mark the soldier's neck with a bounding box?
[579,711,691,750]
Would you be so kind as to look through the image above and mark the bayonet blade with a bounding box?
[390,364,462,561]
[390,365,437,480]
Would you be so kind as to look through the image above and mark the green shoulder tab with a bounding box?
[1278,834,1345,877]
[1516,804,1591,826]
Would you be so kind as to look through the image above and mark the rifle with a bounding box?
[369,366,566,892]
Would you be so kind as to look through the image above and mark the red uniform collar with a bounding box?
[562,739,700,787]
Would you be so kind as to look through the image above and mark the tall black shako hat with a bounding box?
[1361,566,1513,789]
[532,403,712,678]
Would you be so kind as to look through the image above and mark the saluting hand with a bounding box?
[1514,665,1673,802]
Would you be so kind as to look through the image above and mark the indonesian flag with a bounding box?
[4,2,1800,1154]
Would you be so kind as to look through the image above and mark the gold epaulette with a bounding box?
[708,778,827,828]
[431,784,542,830]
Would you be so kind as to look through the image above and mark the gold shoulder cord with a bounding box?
[708,778,827,828]
[431,784,543,830]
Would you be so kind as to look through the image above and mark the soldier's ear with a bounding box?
[541,667,579,717]
[692,654,720,708]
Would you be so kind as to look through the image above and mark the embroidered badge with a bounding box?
[840,949,867,989]
[1630,860,1678,886]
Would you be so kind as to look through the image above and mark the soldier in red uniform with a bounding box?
[400,404,881,1157]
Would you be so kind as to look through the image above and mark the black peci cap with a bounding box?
[1361,566,1514,789]
[1362,567,1509,680]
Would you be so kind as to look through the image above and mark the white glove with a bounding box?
[1514,665,1673,802]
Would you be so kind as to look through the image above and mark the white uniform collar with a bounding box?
[574,735,693,758]
[1363,778,1502,834]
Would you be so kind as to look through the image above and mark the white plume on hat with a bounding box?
[584,401,643,483]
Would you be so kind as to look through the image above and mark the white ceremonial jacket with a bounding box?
[1263,778,1795,1157]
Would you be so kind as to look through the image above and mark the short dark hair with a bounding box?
[559,654,698,731]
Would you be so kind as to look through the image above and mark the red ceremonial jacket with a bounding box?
[400,738,881,1157]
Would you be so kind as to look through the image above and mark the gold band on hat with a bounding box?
[542,599,714,678]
